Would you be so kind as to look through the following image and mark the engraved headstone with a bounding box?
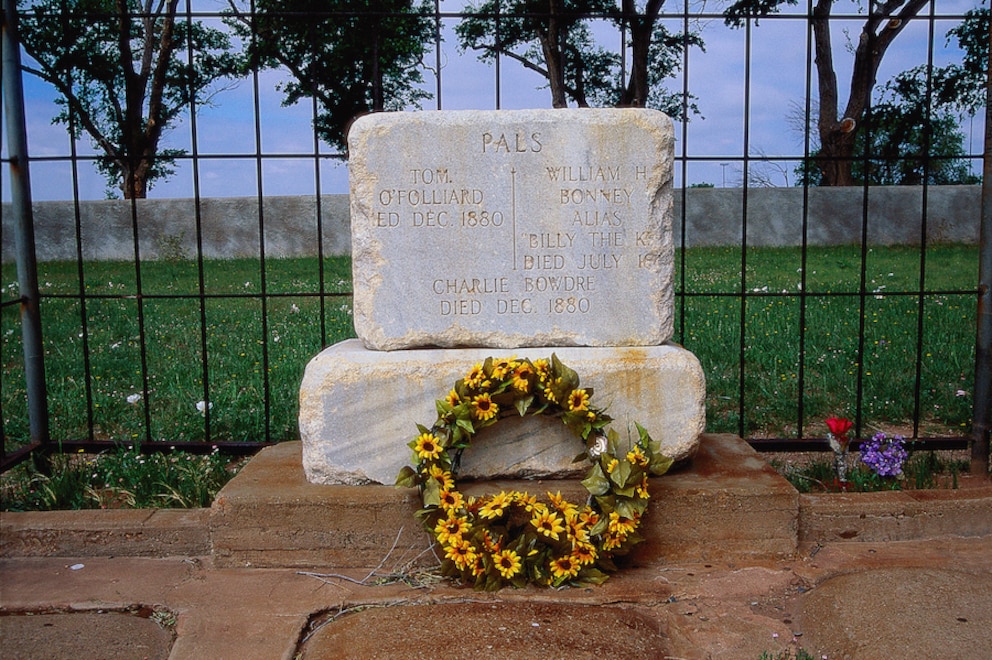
[349,108,675,351]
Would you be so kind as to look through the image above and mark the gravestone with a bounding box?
[300,108,705,485]
[349,109,674,350]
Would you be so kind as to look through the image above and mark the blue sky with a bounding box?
[3,0,985,201]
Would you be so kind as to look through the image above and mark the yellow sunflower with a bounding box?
[439,487,464,511]
[464,363,486,389]
[427,464,454,490]
[550,554,582,580]
[478,491,512,519]
[434,513,470,545]
[445,388,461,407]
[414,432,442,460]
[444,538,478,571]
[626,445,650,467]
[548,490,580,519]
[490,356,518,380]
[493,549,523,579]
[567,388,590,411]
[531,507,566,541]
[571,542,598,566]
[471,393,499,421]
[510,362,534,392]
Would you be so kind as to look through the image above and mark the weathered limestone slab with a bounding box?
[299,338,704,485]
[348,108,675,350]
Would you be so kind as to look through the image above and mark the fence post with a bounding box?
[2,0,50,453]
[973,34,992,476]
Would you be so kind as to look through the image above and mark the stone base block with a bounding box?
[0,509,210,558]
[299,339,705,485]
[799,488,992,544]
[209,435,797,569]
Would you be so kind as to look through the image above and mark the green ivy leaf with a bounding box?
[514,395,534,417]
[609,459,632,488]
[394,465,419,488]
[422,478,441,508]
[581,464,611,496]
[650,452,674,476]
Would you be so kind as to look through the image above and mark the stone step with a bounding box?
[209,434,798,569]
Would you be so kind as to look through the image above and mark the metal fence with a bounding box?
[2,0,989,472]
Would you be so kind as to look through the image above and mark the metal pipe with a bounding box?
[972,28,992,476]
[2,0,49,452]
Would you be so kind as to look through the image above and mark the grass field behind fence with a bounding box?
[1,245,978,451]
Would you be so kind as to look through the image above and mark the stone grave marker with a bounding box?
[300,108,705,485]
[349,108,675,350]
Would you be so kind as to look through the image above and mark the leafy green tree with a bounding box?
[225,0,433,151]
[17,0,242,198]
[724,0,931,186]
[456,0,701,117]
[910,4,989,116]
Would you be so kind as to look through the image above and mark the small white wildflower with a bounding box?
[956,389,967,397]
[126,393,142,405]
[196,400,213,414]
[290,303,301,314]
[244,281,252,288]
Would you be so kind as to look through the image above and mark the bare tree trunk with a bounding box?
[541,0,568,108]
[619,0,664,107]
[811,0,928,186]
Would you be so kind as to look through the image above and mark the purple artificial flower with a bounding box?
[860,432,908,478]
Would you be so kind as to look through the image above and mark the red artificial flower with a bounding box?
[825,416,853,438]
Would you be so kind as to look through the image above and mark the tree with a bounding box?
[225,0,433,152]
[798,76,980,186]
[456,0,702,117]
[929,4,989,116]
[724,0,931,186]
[17,0,241,198]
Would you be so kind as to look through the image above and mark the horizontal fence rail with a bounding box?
[1,1,989,473]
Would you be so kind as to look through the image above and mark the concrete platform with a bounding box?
[210,434,798,568]
[2,437,991,659]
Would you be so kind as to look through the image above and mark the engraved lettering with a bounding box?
[412,210,449,227]
[410,168,451,184]
[483,131,542,153]
[432,278,509,295]
[572,210,623,227]
[524,276,595,292]
[546,165,621,182]
[374,211,399,227]
[522,254,566,270]
[440,299,483,315]
[577,254,622,270]
[589,232,624,248]
[558,188,632,205]
[526,232,574,249]
[497,298,534,314]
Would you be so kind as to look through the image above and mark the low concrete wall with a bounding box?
[2,185,979,262]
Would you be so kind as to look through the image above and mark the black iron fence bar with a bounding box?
[1,3,987,471]
[2,0,49,458]
[748,436,971,453]
[974,57,992,474]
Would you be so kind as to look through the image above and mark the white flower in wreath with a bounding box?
[588,434,608,458]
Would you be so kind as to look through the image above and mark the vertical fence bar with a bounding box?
[973,41,992,475]
[1,0,49,451]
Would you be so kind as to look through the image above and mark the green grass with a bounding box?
[1,445,244,510]
[675,244,977,437]
[0,245,979,454]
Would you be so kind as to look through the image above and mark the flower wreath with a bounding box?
[395,354,673,590]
